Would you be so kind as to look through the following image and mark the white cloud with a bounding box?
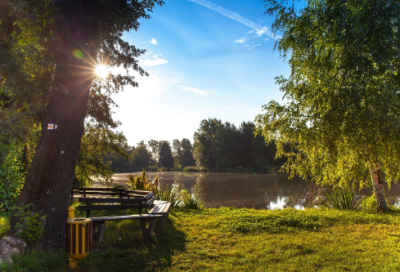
[178,85,216,96]
[235,37,247,43]
[244,44,261,50]
[187,0,280,40]
[255,27,269,37]
[140,54,168,67]
[149,38,158,45]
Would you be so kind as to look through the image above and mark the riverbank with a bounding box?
[2,208,400,271]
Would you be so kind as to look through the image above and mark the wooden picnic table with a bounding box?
[70,187,171,241]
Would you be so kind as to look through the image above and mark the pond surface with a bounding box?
[93,171,400,210]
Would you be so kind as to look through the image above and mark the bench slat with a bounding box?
[148,203,171,215]
[79,197,153,204]
[90,214,163,222]
[73,187,126,192]
[126,190,151,195]
[149,204,166,214]
[161,203,171,214]
[77,203,153,211]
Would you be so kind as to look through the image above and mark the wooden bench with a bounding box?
[71,187,171,243]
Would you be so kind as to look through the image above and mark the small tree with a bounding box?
[256,0,400,211]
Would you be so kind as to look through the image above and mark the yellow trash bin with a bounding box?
[66,207,92,268]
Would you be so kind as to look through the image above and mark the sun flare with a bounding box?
[95,64,109,79]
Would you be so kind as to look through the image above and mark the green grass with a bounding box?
[2,208,400,271]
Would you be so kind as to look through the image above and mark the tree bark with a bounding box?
[11,53,94,248]
[368,161,388,211]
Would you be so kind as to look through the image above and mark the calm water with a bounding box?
[93,171,400,209]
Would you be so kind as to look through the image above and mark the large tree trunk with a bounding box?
[368,161,388,211]
[11,53,94,248]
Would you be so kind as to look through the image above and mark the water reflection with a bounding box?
[95,172,400,210]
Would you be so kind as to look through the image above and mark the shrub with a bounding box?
[315,185,362,210]
[360,194,378,212]
[14,204,46,246]
[0,143,26,212]
[180,189,203,209]
[0,213,10,238]
[183,166,200,172]
[126,170,159,196]
[157,186,182,209]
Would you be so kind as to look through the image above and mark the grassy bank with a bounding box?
[2,208,400,271]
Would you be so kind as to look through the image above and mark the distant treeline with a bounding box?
[103,118,286,173]
[193,118,286,173]
[102,138,195,172]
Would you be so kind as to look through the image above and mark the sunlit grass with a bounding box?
[2,208,400,271]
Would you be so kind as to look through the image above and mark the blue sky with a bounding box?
[110,0,291,147]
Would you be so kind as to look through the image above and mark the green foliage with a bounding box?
[180,189,203,209]
[0,213,10,238]
[158,141,174,170]
[131,141,152,171]
[0,143,26,212]
[126,171,201,209]
[13,204,46,246]
[157,186,202,210]
[75,124,130,187]
[256,0,400,190]
[193,118,282,172]
[126,171,159,196]
[315,186,362,210]
[172,139,196,170]
[360,194,378,212]
[183,166,200,172]
[157,186,182,209]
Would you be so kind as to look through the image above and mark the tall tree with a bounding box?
[172,139,184,169]
[148,139,160,168]
[193,118,221,170]
[158,141,174,170]
[256,0,400,211]
[132,141,151,170]
[172,138,195,169]
[180,138,196,167]
[1,0,163,247]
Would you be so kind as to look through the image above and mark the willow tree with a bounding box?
[1,0,163,247]
[256,0,400,211]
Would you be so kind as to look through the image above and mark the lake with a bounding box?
[93,171,400,209]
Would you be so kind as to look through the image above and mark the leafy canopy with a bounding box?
[256,0,400,188]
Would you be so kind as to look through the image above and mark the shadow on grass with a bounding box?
[77,215,186,272]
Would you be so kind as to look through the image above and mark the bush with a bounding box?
[157,186,182,209]
[183,166,200,172]
[0,213,10,238]
[126,170,159,196]
[315,185,362,210]
[157,186,202,210]
[14,204,46,246]
[0,143,26,212]
[360,194,378,212]
[180,189,203,209]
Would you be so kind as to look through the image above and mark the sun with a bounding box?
[95,64,109,79]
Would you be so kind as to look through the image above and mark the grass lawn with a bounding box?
[1,208,400,271]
